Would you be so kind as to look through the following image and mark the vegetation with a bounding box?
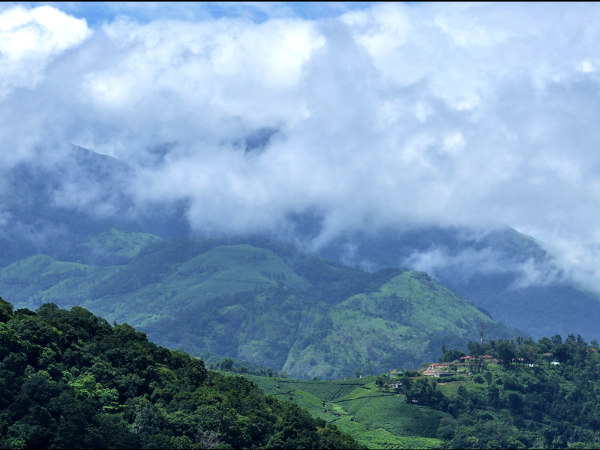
[433,334,600,448]
[0,231,518,379]
[205,334,600,449]
[0,298,359,449]
[240,374,446,449]
[317,225,600,341]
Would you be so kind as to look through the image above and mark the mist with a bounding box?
[3,3,600,291]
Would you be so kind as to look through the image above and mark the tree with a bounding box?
[0,297,14,322]
[553,344,571,363]
[495,340,516,366]
[517,343,538,364]
[467,341,484,357]
[219,358,234,371]
[440,348,466,363]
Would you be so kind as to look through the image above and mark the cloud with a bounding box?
[0,5,90,97]
[403,246,564,290]
[3,3,600,291]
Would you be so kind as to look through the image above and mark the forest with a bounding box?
[402,335,600,448]
[0,298,359,449]
[5,292,600,449]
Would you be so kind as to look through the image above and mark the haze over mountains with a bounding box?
[3,3,600,378]
[0,145,598,379]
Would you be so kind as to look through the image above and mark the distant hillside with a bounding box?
[2,145,599,351]
[0,145,189,268]
[0,298,358,449]
[235,333,600,449]
[317,225,600,340]
[0,230,518,379]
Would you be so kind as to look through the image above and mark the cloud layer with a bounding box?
[3,3,600,290]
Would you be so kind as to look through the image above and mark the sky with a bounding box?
[2,2,600,290]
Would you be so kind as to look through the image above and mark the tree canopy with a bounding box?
[0,298,360,449]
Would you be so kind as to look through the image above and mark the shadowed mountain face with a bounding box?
[0,145,190,266]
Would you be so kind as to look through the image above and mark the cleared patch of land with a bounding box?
[242,374,447,449]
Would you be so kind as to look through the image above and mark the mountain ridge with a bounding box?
[0,230,518,379]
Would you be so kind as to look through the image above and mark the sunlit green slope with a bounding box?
[241,374,447,449]
[0,230,517,378]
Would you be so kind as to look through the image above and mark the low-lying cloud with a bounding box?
[3,3,600,291]
[404,246,565,290]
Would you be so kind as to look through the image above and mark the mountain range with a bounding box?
[0,228,515,379]
[1,145,599,377]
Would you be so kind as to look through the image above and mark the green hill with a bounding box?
[0,230,518,379]
[228,333,600,449]
[317,225,600,341]
[0,298,359,449]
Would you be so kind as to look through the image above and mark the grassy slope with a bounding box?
[282,272,495,378]
[241,374,447,449]
[0,230,516,379]
[80,228,166,260]
[0,229,165,309]
[317,225,600,342]
[85,243,311,327]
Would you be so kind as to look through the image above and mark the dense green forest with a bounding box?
[431,335,600,448]
[0,298,359,449]
[389,335,600,448]
[0,229,518,379]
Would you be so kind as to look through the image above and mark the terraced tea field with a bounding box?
[243,375,447,449]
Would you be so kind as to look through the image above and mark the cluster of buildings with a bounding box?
[420,351,572,377]
[422,355,500,377]
[388,349,577,382]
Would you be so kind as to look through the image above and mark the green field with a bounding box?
[242,374,447,449]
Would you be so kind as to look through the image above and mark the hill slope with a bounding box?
[0,298,358,449]
[235,332,600,449]
[0,231,517,379]
[243,374,447,449]
[2,145,599,354]
[317,225,600,340]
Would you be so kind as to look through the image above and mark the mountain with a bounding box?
[0,230,517,379]
[0,298,358,449]
[316,225,600,340]
[0,145,189,268]
[3,144,599,367]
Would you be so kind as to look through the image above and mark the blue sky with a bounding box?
[3,2,377,25]
[2,2,600,290]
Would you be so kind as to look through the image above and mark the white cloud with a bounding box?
[4,3,600,291]
[0,5,90,97]
[578,60,596,74]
